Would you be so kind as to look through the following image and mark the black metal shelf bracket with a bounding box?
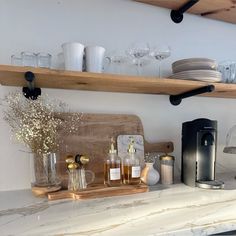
[170,0,199,23]
[22,71,41,100]
[169,85,215,106]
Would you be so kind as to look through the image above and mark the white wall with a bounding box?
[1,0,236,191]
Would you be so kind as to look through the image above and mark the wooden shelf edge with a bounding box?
[0,65,236,99]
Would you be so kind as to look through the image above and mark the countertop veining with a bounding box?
[1,173,236,236]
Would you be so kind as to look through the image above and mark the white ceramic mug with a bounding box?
[85,46,106,73]
[62,42,85,71]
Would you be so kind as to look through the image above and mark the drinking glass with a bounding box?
[21,52,37,67]
[37,52,52,68]
[129,58,152,76]
[105,53,129,75]
[11,54,22,66]
[126,42,150,75]
[150,45,171,77]
[218,61,236,83]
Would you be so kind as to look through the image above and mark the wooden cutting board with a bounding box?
[48,184,149,201]
[57,113,174,188]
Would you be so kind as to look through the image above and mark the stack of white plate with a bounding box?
[170,58,221,82]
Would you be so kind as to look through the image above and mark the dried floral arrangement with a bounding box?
[144,153,158,163]
[1,91,82,155]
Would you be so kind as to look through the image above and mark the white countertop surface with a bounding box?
[1,173,236,236]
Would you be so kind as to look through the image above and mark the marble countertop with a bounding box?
[1,173,236,236]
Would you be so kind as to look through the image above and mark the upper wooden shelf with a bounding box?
[134,0,236,24]
[0,65,236,99]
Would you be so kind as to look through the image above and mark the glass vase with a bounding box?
[31,152,61,187]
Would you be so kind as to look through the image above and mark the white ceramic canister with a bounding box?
[62,42,85,71]
[141,162,160,186]
[85,46,106,73]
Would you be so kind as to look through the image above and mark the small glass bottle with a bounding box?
[123,138,141,185]
[104,138,122,187]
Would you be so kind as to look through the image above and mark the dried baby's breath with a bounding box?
[2,91,82,155]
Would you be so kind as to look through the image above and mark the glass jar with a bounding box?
[30,152,61,187]
[160,154,175,185]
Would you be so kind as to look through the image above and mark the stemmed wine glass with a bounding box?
[150,45,171,78]
[126,42,150,75]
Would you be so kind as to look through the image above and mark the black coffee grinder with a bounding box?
[182,118,224,189]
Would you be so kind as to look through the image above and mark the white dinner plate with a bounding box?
[169,70,222,82]
[172,61,218,73]
[172,58,217,67]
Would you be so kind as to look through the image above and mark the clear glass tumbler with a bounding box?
[218,61,236,83]
[21,52,37,67]
[11,54,22,66]
[37,52,52,68]
[31,152,61,187]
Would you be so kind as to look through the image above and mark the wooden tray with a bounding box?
[56,113,174,188]
[48,184,149,201]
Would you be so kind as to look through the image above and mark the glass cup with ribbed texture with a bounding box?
[37,52,52,68]
[21,52,37,67]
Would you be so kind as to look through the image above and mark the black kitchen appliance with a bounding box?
[181,118,224,189]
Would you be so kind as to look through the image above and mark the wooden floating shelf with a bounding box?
[134,0,236,24]
[0,65,236,99]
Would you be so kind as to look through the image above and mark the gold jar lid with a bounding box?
[65,155,75,164]
[67,163,79,170]
[76,155,90,165]
[160,154,175,161]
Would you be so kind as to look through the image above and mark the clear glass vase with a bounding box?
[31,152,61,187]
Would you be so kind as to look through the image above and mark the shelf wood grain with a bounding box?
[0,65,236,99]
[134,0,236,24]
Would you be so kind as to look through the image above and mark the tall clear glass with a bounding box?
[37,53,52,68]
[11,54,22,66]
[21,52,37,67]
[31,152,61,187]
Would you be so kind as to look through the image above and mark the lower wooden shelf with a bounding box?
[0,65,236,99]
